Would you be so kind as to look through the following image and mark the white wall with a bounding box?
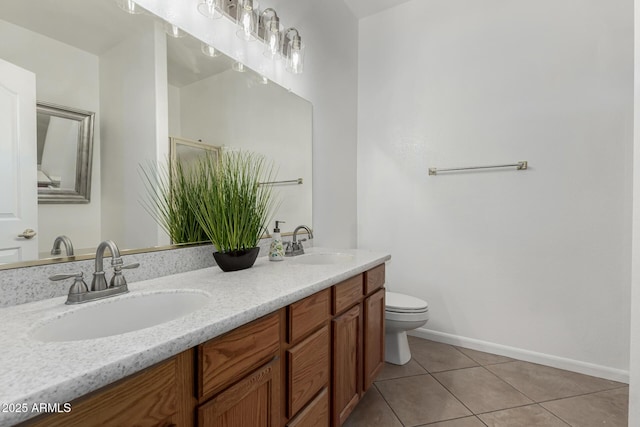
[168,84,181,137]
[629,0,640,422]
[0,19,102,254]
[178,69,313,231]
[358,0,633,379]
[100,21,168,250]
[135,0,359,248]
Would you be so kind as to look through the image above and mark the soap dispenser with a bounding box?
[269,221,285,261]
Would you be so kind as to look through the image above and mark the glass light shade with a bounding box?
[165,22,186,38]
[201,43,221,57]
[197,0,221,19]
[262,20,281,59]
[232,62,246,72]
[258,75,269,85]
[116,0,142,14]
[286,40,305,74]
[236,0,258,41]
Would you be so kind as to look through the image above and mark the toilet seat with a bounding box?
[386,292,428,313]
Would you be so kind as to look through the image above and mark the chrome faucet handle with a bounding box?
[49,272,88,295]
[110,262,140,288]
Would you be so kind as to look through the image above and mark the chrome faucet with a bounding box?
[92,240,123,291]
[50,235,74,256]
[49,240,139,304]
[285,225,314,256]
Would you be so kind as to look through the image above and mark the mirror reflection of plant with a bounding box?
[139,159,208,244]
[187,150,278,254]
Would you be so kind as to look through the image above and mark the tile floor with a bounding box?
[344,336,628,427]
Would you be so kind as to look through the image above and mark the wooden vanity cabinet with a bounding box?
[23,264,386,427]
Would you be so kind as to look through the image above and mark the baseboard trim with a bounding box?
[409,328,629,384]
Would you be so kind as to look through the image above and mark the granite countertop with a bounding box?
[0,247,390,426]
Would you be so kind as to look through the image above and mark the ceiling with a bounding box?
[342,0,413,19]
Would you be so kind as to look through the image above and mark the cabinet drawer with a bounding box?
[286,388,329,427]
[288,288,330,343]
[364,264,385,295]
[287,325,330,417]
[198,313,280,398]
[332,275,364,315]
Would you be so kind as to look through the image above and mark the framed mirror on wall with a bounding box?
[0,0,312,269]
[37,102,95,204]
[170,137,220,171]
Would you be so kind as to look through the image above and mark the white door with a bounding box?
[0,58,38,264]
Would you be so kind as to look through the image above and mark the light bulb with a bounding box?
[197,0,220,19]
[286,40,304,74]
[264,23,280,58]
[116,0,142,14]
[201,43,220,57]
[165,23,186,38]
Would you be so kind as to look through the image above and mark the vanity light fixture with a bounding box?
[116,0,143,14]
[201,42,221,57]
[236,0,259,41]
[260,8,281,59]
[165,22,186,38]
[259,75,269,84]
[197,0,222,19]
[283,28,304,74]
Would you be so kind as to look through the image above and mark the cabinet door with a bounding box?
[25,351,194,427]
[286,388,329,427]
[198,358,280,427]
[331,305,361,427]
[363,288,385,391]
[287,325,330,417]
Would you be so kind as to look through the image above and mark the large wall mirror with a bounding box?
[0,0,312,269]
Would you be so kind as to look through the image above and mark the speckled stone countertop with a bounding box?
[0,247,390,426]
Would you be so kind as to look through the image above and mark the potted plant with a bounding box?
[140,159,208,244]
[187,150,278,272]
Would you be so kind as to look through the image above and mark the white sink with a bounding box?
[290,253,355,265]
[30,290,210,342]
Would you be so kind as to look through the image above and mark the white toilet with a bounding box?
[385,291,430,365]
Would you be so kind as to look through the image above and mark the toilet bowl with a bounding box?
[385,291,429,365]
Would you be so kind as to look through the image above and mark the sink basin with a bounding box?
[290,253,355,265]
[30,290,210,342]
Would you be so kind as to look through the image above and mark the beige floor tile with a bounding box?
[408,337,478,373]
[478,404,569,427]
[417,416,486,427]
[343,387,402,427]
[376,359,428,381]
[541,387,629,427]
[454,346,514,366]
[376,374,472,426]
[486,361,624,402]
[433,366,532,414]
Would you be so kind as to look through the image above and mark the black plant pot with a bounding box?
[212,247,260,272]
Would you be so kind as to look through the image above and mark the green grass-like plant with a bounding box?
[139,159,208,244]
[187,150,278,253]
